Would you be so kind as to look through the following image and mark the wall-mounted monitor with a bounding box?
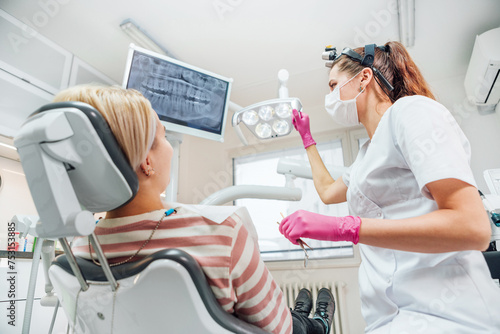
[122,44,232,142]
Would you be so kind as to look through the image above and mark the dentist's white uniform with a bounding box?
[343,96,500,333]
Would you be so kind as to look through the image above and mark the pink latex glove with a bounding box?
[279,210,361,245]
[292,109,316,149]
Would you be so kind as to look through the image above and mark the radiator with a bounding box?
[279,281,348,334]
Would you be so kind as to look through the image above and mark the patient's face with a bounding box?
[151,117,173,190]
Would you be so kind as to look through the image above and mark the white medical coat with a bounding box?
[343,96,500,333]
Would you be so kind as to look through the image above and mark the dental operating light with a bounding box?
[232,69,302,144]
[232,98,302,140]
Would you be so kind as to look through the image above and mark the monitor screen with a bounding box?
[122,44,232,142]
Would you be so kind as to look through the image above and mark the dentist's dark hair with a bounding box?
[332,41,435,102]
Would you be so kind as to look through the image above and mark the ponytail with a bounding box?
[381,41,435,101]
[332,41,435,102]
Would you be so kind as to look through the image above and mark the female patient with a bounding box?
[54,85,334,334]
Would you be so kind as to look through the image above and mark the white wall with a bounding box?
[432,74,500,194]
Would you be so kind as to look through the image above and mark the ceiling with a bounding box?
[1,0,499,120]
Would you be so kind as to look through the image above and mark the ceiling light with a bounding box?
[0,142,17,151]
[119,19,174,58]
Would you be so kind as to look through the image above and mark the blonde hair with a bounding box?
[53,85,157,170]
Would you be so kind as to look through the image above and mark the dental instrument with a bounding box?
[278,212,313,268]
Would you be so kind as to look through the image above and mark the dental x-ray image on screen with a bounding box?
[123,44,232,142]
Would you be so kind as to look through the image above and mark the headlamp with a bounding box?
[323,44,394,93]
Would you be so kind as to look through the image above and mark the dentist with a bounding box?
[279,41,500,333]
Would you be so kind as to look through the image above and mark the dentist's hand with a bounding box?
[279,210,361,245]
[292,109,316,149]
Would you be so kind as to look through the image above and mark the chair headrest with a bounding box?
[14,101,139,237]
[30,101,139,212]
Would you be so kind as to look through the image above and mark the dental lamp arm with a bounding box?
[278,69,289,99]
[277,156,348,204]
[232,118,249,146]
[200,185,302,206]
[229,101,249,146]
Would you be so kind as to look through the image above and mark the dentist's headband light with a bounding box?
[322,44,394,93]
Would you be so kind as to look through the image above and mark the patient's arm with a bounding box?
[228,214,292,334]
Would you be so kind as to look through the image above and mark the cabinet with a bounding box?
[0,10,72,94]
[0,9,117,138]
[0,70,54,138]
[69,56,116,87]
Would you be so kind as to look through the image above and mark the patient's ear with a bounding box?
[139,157,153,176]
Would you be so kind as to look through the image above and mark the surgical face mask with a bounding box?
[325,70,364,126]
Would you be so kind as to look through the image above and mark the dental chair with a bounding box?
[14,102,268,334]
[483,251,500,280]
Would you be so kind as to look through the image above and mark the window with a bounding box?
[233,140,353,262]
[349,128,369,158]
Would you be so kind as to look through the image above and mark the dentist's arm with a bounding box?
[306,145,347,204]
[292,109,347,204]
[358,178,491,252]
[280,178,491,253]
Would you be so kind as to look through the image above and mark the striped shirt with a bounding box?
[72,206,292,334]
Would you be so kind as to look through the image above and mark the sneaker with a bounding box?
[312,288,335,334]
[293,288,313,317]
